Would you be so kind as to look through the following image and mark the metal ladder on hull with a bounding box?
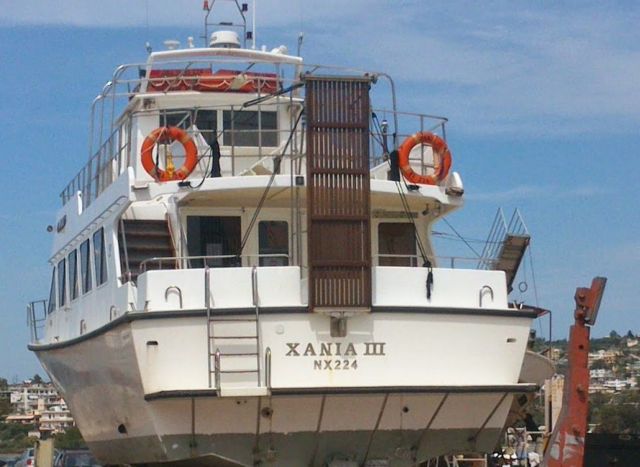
[206,266,268,397]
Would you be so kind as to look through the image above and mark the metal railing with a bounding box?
[59,50,450,208]
[140,253,517,273]
[478,208,529,270]
[27,300,48,343]
[374,254,502,270]
[140,254,290,272]
[60,123,131,208]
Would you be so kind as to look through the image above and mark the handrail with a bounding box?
[140,253,511,272]
[164,285,183,309]
[60,53,450,208]
[479,285,494,307]
[265,347,272,390]
[205,267,213,389]
[214,348,221,395]
[27,299,48,343]
[374,254,505,269]
[251,265,262,387]
[140,254,290,272]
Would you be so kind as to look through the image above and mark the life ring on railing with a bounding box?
[141,126,198,182]
[397,131,452,185]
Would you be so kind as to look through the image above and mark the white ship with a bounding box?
[28,4,548,466]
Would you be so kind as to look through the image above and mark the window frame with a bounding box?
[93,228,108,287]
[222,109,278,148]
[57,258,67,308]
[80,238,92,294]
[68,250,79,301]
[258,220,289,266]
[47,268,57,314]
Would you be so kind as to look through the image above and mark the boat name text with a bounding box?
[285,342,386,370]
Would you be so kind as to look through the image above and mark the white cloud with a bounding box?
[2,1,639,137]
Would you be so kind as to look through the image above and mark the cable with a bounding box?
[372,112,434,297]
[238,109,304,257]
[441,217,482,258]
[527,242,540,307]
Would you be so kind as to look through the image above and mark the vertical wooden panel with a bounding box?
[306,76,372,312]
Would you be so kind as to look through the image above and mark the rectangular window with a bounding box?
[93,228,108,286]
[80,239,92,294]
[68,250,79,300]
[187,216,241,268]
[258,221,289,266]
[47,269,56,313]
[378,223,417,266]
[57,259,66,307]
[223,110,278,147]
[164,109,218,145]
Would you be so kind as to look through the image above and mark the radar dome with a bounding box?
[209,31,241,48]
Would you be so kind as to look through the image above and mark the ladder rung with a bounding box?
[217,352,259,357]
[211,335,258,339]
[214,369,259,374]
[208,318,257,322]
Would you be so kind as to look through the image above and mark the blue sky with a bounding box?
[0,1,638,380]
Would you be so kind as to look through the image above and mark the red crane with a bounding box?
[542,277,607,467]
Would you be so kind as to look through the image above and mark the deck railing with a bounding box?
[60,124,131,208]
[27,299,48,343]
[59,54,448,208]
[478,208,529,270]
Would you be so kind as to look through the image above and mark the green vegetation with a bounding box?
[53,427,86,450]
[0,423,37,453]
[590,391,640,434]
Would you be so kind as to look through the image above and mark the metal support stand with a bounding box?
[542,277,607,467]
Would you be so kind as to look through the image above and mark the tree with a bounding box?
[54,427,86,450]
[609,330,621,339]
[627,330,636,339]
[0,377,8,390]
[31,374,43,384]
[0,398,11,418]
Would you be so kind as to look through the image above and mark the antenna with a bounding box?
[252,0,256,49]
[297,32,304,57]
[202,0,251,48]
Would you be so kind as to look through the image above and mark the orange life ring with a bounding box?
[397,131,452,185]
[141,127,198,182]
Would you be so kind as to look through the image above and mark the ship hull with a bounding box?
[32,309,536,466]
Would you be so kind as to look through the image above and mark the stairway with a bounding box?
[494,234,530,292]
[119,219,175,282]
[479,209,531,292]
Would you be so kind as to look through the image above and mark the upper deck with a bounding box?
[58,42,456,213]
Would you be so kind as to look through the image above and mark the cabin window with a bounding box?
[378,223,417,266]
[93,228,108,286]
[222,110,278,147]
[80,239,92,294]
[68,250,79,300]
[187,216,241,268]
[47,269,57,314]
[258,221,289,266]
[163,109,218,145]
[57,258,66,307]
